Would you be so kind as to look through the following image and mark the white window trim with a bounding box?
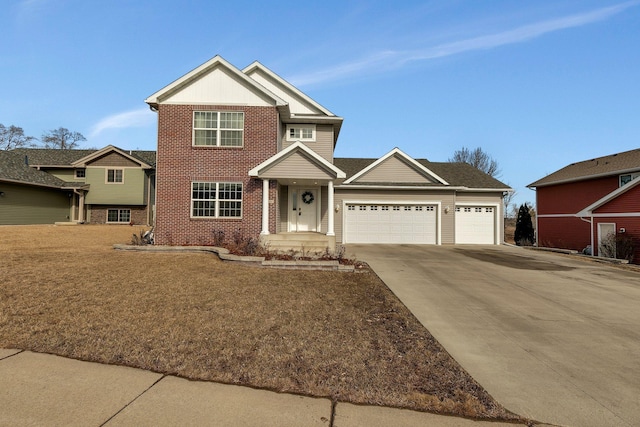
[106,168,124,184]
[106,208,131,224]
[619,172,640,187]
[190,181,243,219]
[74,169,86,179]
[286,124,316,142]
[192,111,244,148]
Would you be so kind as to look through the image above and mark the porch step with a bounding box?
[261,233,335,254]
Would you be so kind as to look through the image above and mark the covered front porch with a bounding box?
[249,141,345,253]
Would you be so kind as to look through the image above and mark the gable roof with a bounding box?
[12,147,156,168]
[0,150,69,188]
[577,177,640,216]
[528,148,640,188]
[248,141,346,180]
[70,145,153,169]
[334,157,510,190]
[343,147,448,185]
[242,61,335,117]
[145,55,287,108]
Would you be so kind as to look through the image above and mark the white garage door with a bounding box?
[455,206,495,244]
[345,204,437,244]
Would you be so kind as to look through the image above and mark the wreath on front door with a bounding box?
[301,191,315,205]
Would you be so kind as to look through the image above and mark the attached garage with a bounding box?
[344,202,438,244]
[455,205,496,244]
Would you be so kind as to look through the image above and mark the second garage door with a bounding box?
[345,203,437,244]
[455,206,496,244]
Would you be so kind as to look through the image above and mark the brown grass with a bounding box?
[0,225,521,421]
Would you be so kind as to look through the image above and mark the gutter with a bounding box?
[579,216,594,257]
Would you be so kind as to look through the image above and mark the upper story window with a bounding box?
[193,111,244,147]
[75,169,86,179]
[106,168,124,184]
[286,125,316,142]
[619,173,640,187]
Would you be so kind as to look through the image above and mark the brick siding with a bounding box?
[154,104,278,246]
[90,205,149,225]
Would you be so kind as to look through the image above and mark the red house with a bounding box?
[528,148,640,262]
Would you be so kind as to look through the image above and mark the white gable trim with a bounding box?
[243,61,335,117]
[71,145,152,169]
[249,141,346,179]
[577,177,640,216]
[343,147,449,185]
[145,55,287,107]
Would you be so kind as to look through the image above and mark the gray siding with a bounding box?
[281,124,334,162]
[259,152,334,180]
[0,183,71,225]
[355,156,435,184]
[334,188,456,244]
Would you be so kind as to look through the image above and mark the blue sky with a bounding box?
[2,1,639,207]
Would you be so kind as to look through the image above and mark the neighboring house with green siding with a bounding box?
[5,146,156,225]
[0,150,84,225]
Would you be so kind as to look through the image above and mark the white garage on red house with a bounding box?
[333,148,508,245]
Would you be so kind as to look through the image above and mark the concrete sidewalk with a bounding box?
[0,349,539,427]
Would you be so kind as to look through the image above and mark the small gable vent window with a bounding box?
[75,169,86,179]
[286,125,316,142]
[619,173,640,187]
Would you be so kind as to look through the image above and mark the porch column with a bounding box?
[260,179,269,235]
[327,180,335,236]
[75,190,85,223]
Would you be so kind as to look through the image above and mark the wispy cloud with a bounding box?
[89,108,156,139]
[289,1,639,87]
[15,0,51,22]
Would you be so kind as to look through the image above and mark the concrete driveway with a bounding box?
[349,244,640,427]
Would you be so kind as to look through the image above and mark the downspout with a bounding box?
[579,216,593,256]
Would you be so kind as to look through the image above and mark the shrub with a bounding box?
[600,232,635,262]
[514,203,535,246]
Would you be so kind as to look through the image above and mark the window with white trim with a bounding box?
[107,209,130,223]
[191,182,242,218]
[619,173,640,187]
[75,169,85,179]
[193,111,244,147]
[286,125,316,142]
[106,169,123,183]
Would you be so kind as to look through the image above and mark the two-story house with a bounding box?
[529,148,640,261]
[146,55,510,249]
[8,146,156,225]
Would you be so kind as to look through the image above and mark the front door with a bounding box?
[290,188,318,232]
[598,223,616,258]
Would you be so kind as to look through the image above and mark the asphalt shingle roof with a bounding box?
[333,158,510,189]
[11,148,157,168]
[0,150,68,187]
[529,148,640,187]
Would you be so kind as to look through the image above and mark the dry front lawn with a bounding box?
[0,225,520,421]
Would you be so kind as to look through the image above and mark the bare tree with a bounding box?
[40,127,86,149]
[0,124,36,150]
[503,188,517,219]
[449,147,500,177]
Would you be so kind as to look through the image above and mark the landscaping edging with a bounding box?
[113,244,356,272]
